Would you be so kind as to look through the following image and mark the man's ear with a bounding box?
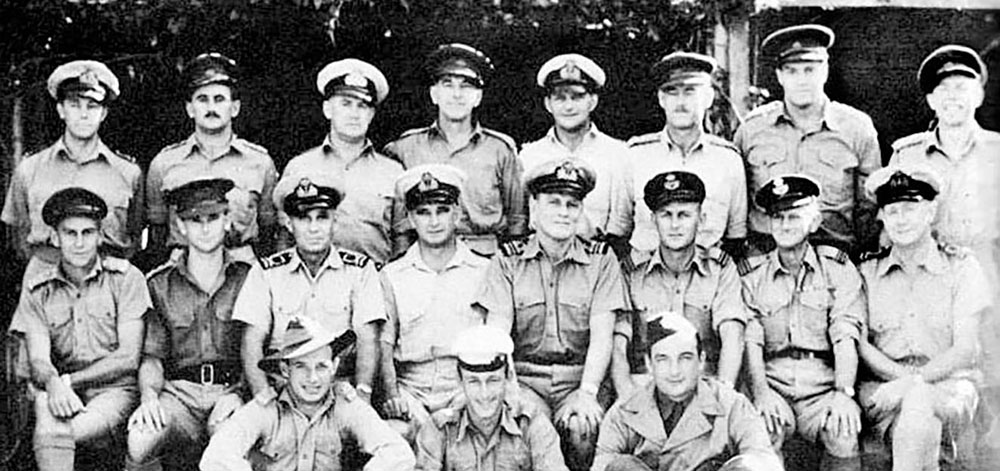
[322,98,334,121]
[231,99,242,119]
[279,361,290,378]
[185,101,196,120]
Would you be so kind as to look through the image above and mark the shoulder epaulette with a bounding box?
[338,248,371,268]
[481,128,518,151]
[938,242,970,259]
[234,138,270,155]
[260,249,294,270]
[333,382,358,402]
[498,236,529,257]
[736,254,767,277]
[627,133,660,148]
[742,100,782,122]
[431,407,460,429]
[397,127,430,140]
[158,139,189,155]
[582,237,611,256]
[112,150,136,164]
[859,247,890,262]
[702,134,739,153]
[469,248,491,259]
[101,256,131,272]
[815,245,849,264]
[891,132,929,152]
[145,259,176,280]
[706,246,731,266]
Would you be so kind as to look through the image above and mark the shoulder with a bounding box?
[702,134,739,154]
[626,132,661,148]
[153,139,192,160]
[394,126,432,143]
[815,244,849,265]
[108,148,137,165]
[368,149,405,171]
[892,132,931,153]
[480,128,518,152]
[498,235,530,257]
[145,259,177,282]
[233,137,271,157]
[101,256,135,274]
[828,101,874,122]
[338,247,376,269]
[259,248,295,270]
[742,101,783,123]
[938,242,972,260]
[581,237,612,256]
[736,253,768,277]
[703,245,732,268]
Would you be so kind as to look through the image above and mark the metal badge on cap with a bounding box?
[419,172,440,191]
[664,174,680,191]
[772,178,789,196]
[344,72,368,88]
[560,61,582,81]
[296,178,318,198]
[556,162,579,181]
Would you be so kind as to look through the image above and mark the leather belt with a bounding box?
[766,348,833,363]
[170,361,241,385]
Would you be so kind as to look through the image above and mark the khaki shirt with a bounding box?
[740,244,865,354]
[415,401,568,471]
[1,138,144,257]
[201,386,414,471]
[283,137,406,265]
[476,236,629,365]
[624,246,747,373]
[626,130,747,251]
[859,242,990,362]
[143,250,252,371]
[519,126,631,238]
[592,378,775,471]
[734,100,882,253]
[232,247,385,353]
[8,256,151,376]
[383,122,527,241]
[147,134,278,248]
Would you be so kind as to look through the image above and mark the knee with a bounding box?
[820,430,859,458]
[126,428,165,463]
[899,383,936,415]
[386,418,415,445]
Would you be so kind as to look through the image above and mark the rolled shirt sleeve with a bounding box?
[826,259,866,346]
[711,261,748,332]
[476,256,516,334]
[351,262,388,329]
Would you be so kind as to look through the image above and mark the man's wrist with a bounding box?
[60,374,73,389]
[356,383,373,397]
[580,382,599,397]
[835,385,855,398]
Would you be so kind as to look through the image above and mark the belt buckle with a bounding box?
[200,364,215,385]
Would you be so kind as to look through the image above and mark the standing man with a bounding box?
[627,52,747,257]
[2,60,144,266]
[476,158,629,471]
[593,313,779,471]
[415,325,568,471]
[8,188,151,471]
[858,165,988,471]
[234,172,385,404]
[146,53,278,264]
[611,171,746,400]
[379,164,491,442]
[740,175,864,471]
[126,179,253,471]
[281,58,406,265]
[384,43,526,256]
[519,53,631,252]
[735,25,881,257]
[200,319,414,471]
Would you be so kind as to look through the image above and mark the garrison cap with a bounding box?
[426,43,494,88]
[317,58,389,105]
[755,175,821,215]
[274,171,344,217]
[184,52,238,91]
[453,325,514,373]
[258,316,356,373]
[537,54,606,91]
[643,171,706,211]
[918,44,987,94]
[395,164,466,210]
[47,60,120,103]
[761,24,834,64]
[652,51,716,89]
[865,164,941,207]
[646,311,700,353]
[42,187,108,227]
[166,178,234,220]
[524,158,597,200]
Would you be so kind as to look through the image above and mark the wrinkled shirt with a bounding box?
[734,100,881,253]
[519,125,631,238]
[626,131,747,251]
[147,134,278,248]
[283,137,406,264]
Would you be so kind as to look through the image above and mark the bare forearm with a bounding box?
[832,339,859,390]
[581,317,614,390]
[69,349,139,389]
[379,341,399,397]
[138,358,166,402]
[609,335,633,396]
[745,344,769,398]
[858,339,910,381]
[242,327,269,395]
[354,323,379,389]
[919,345,976,383]
[717,321,744,386]
[29,358,61,390]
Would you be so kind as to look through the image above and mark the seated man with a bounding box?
[126,178,253,471]
[415,325,568,471]
[592,313,779,471]
[8,187,150,471]
[379,164,491,442]
[200,318,414,471]
[740,175,864,471]
[858,165,989,471]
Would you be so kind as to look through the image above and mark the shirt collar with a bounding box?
[402,240,480,272]
[173,249,243,289]
[456,402,523,442]
[287,246,344,274]
[180,133,247,161]
[766,243,821,279]
[321,135,376,164]
[622,378,723,417]
[54,137,113,164]
[926,122,986,158]
[878,239,948,277]
[520,236,592,265]
[543,124,601,148]
[429,121,484,143]
[774,97,841,131]
[644,245,710,277]
[660,128,707,153]
[276,387,336,419]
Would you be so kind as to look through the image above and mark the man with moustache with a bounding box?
[384,43,526,256]
[146,53,278,264]
[626,52,747,258]
[281,58,406,265]
[735,25,881,257]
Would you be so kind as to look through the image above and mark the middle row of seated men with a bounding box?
[12,143,987,471]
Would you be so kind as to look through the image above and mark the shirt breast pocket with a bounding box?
[757,296,791,349]
[495,441,531,471]
[256,435,295,465]
[85,292,119,351]
[813,146,856,205]
[559,291,593,350]
[513,293,546,345]
[799,288,834,339]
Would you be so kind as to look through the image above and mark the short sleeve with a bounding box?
[826,260,866,345]
[117,265,153,323]
[476,256,515,333]
[350,264,387,328]
[146,156,169,225]
[711,262,748,332]
[232,264,273,331]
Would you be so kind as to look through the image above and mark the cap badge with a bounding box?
[560,61,582,81]
[664,174,680,191]
[555,162,579,181]
[344,72,368,88]
[887,171,910,189]
[791,41,803,49]
[418,172,439,192]
[79,70,100,88]
[773,178,789,196]
[295,178,317,198]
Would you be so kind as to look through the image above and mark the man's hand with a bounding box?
[382,395,410,420]
[754,388,789,436]
[823,391,861,438]
[869,375,919,416]
[128,395,166,432]
[46,375,85,419]
[555,389,604,437]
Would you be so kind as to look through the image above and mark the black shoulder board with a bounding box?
[859,247,890,262]
[469,248,492,259]
[338,249,371,268]
[498,236,529,257]
[736,255,766,277]
[938,242,969,259]
[583,238,611,255]
[815,245,848,264]
[706,246,731,266]
[260,250,294,270]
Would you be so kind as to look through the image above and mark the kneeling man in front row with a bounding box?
[592,313,779,471]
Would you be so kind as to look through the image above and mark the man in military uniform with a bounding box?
[858,165,988,471]
[126,179,253,471]
[235,171,385,404]
[200,319,414,471]
[415,324,568,471]
[734,25,881,257]
[476,158,629,470]
[383,43,526,256]
[519,53,630,253]
[611,171,746,400]
[740,175,864,471]
[378,164,491,442]
[593,313,778,471]
[145,53,278,266]
[626,52,747,258]
[280,58,406,265]
[7,188,151,471]
[2,60,144,267]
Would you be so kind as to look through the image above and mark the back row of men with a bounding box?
[4,22,997,471]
